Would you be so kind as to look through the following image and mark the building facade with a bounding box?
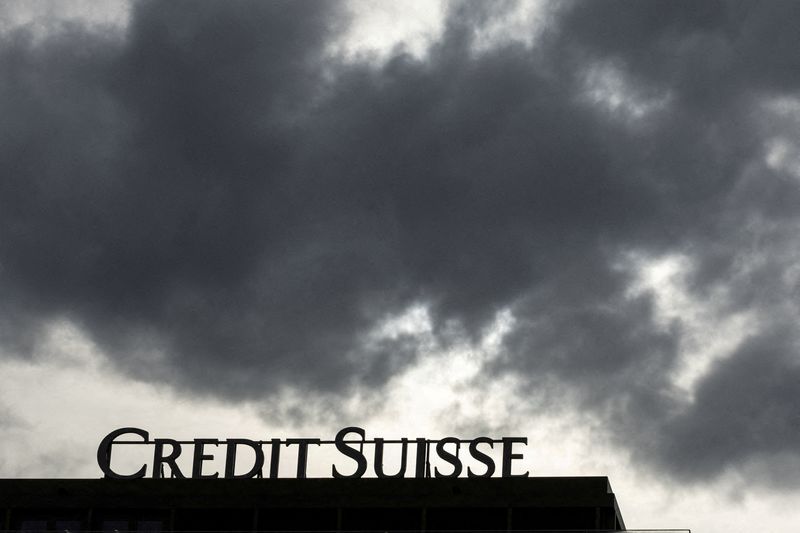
[1,476,626,532]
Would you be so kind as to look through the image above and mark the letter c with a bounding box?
[97,427,149,479]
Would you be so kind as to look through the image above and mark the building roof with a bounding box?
[0,476,627,531]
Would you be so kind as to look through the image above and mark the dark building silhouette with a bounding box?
[0,477,628,531]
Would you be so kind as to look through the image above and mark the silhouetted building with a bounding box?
[0,477,626,531]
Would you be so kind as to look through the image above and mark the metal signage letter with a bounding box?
[97,427,149,480]
[332,426,367,479]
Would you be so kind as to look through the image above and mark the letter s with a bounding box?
[434,437,463,478]
[467,437,495,478]
[332,426,367,479]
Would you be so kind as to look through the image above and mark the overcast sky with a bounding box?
[2,1,800,531]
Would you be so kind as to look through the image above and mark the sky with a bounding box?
[1,0,800,531]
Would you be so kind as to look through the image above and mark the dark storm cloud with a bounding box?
[534,0,800,485]
[647,326,800,482]
[2,0,800,486]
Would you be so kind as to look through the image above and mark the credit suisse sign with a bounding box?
[97,426,529,480]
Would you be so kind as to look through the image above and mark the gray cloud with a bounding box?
[650,326,800,482]
[2,0,800,487]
